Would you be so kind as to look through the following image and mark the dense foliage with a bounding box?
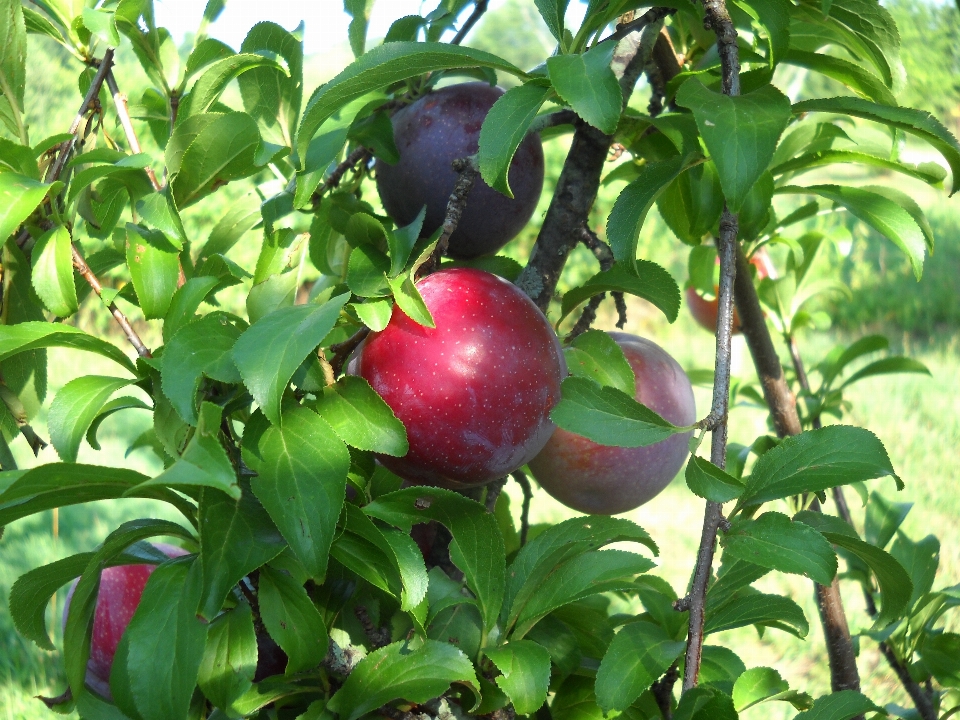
[0,0,958,719]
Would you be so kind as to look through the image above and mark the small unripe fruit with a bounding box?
[529,333,696,515]
[63,543,188,697]
[375,83,545,259]
[354,267,565,488]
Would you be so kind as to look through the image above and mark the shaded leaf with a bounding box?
[560,262,680,324]
[595,621,685,713]
[48,375,130,462]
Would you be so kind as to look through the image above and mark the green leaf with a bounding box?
[839,356,932,389]
[793,515,913,628]
[564,330,635,396]
[864,491,912,550]
[22,7,65,45]
[595,621,685,713]
[485,641,551,715]
[792,96,960,195]
[179,53,281,119]
[686,455,745,503]
[163,276,222,342]
[548,42,621,134]
[891,533,940,608]
[704,591,809,637]
[674,686,738,720]
[313,375,408,456]
[297,42,523,162]
[344,0,375,57]
[389,273,436,328]
[721,512,837,585]
[734,0,790,66]
[81,8,120,46]
[776,184,926,279]
[134,400,238,497]
[551,376,686,448]
[534,0,568,40]
[258,564,328,674]
[353,298,393,331]
[0,173,50,241]
[232,294,349,425]
[48,375,130,462]
[328,639,479,720]
[771,150,947,186]
[197,601,257,712]
[365,487,505,634]
[136,188,187,249]
[478,83,552,197]
[783,49,895,105]
[0,464,193,527]
[161,312,243,425]
[792,690,884,720]
[239,21,304,143]
[30,225,78,317]
[197,195,261,263]
[738,426,900,508]
[862,184,936,254]
[509,550,656,638]
[920,633,960,687]
[86,396,151,451]
[245,406,350,581]
[126,224,181,319]
[504,517,656,633]
[0,0,26,141]
[607,156,688,270]
[196,485,286,621]
[733,667,790,711]
[657,162,724,245]
[170,112,262,207]
[560,262,680,324]
[387,208,425,277]
[123,558,208,720]
[676,80,791,211]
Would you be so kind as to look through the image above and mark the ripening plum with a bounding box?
[63,543,188,698]
[353,267,565,488]
[375,82,544,259]
[687,249,775,334]
[529,333,696,515]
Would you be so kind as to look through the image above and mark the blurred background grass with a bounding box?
[3,0,960,716]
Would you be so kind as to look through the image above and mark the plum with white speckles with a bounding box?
[62,543,188,698]
[353,267,565,487]
[375,83,544,259]
[529,333,696,515]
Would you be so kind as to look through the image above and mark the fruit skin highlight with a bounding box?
[354,267,566,488]
[529,333,696,515]
[375,82,545,259]
[63,543,187,698]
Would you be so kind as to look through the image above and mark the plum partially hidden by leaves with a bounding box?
[529,333,696,514]
[63,544,188,698]
[353,267,565,487]
[375,83,545,259]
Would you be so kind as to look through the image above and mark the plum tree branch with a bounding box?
[427,155,479,270]
[732,245,863,707]
[513,470,532,547]
[451,0,489,45]
[329,327,370,377]
[312,146,372,205]
[680,0,740,691]
[104,69,161,192]
[515,18,667,310]
[602,6,678,45]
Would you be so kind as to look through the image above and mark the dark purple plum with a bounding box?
[375,83,544,259]
[529,333,696,515]
[353,267,565,488]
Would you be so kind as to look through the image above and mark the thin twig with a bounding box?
[312,146,372,205]
[513,471,532,547]
[680,0,741,691]
[47,49,115,183]
[579,226,615,271]
[329,328,371,378]
[105,70,161,192]
[613,292,628,328]
[569,294,605,340]
[451,0,489,45]
[485,477,507,513]
[421,156,479,275]
[354,605,390,648]
[528,109,577,135]
[72,244,151,358]
[602,6,678,45]
[652,662,679,719]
